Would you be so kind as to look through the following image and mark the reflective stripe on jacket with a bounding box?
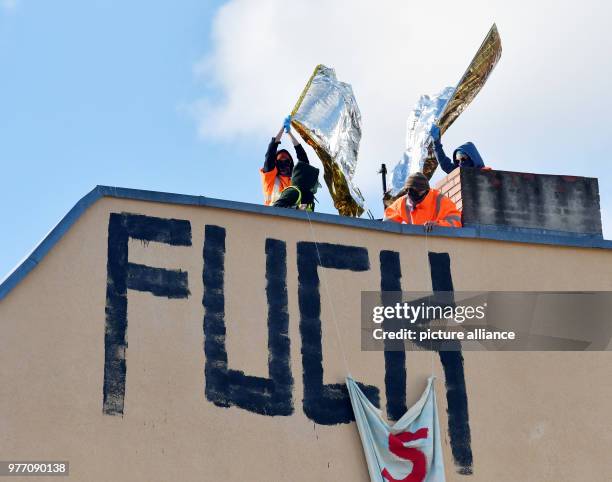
[279,186,314,211]
[260,167,291,206]
[383,189,462,227]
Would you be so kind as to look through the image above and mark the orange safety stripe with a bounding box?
[260,167,291,206]
[384,189,461,227]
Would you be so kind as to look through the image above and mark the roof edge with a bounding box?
[0,186,104,301]
[1,185,611,302]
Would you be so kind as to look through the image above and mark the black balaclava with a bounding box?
[404,172,430,208]
[276,149,294,177]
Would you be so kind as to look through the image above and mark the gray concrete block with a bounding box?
[460,169,602,236]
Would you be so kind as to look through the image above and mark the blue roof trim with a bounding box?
[0,186,104,301]
[1,185,611,302]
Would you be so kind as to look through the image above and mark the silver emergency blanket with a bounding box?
[390,23,502,194]
[291,65,365,217]
[390,87,455,194]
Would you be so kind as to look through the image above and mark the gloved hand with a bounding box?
[423,220,437,233]
[283,115,292,133]
[429,124,441,142]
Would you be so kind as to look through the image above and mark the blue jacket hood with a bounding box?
[453,142,485,168]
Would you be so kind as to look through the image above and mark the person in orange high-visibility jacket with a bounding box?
[261,115,310,206]
[384,172,462,231]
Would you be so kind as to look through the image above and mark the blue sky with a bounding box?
[1,0,611,279]
[1,1,228,276]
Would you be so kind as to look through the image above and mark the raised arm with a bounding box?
[430,124,455,174]
[274,125,284,143]
[263,124,286,173]
[288,131,309,164]
[263,136,280,173]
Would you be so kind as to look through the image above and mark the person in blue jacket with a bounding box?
[430,124,486,174]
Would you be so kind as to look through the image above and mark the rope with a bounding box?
[425,227,435,378]
[302,206,438,380]
[305,210,352,377]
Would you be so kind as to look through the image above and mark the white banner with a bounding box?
[347,376,446,482]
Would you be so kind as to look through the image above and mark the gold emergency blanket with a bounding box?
[423,23,502,179]
[291,65,365,217]
[436,23,502,138]
[390,23,502,193]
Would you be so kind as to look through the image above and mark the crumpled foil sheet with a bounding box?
[291,64,365,217]
[390,86,455,194]
[437,24,502,137]
[389,23,502,194]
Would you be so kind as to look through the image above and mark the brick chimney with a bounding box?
[434,168,602,237]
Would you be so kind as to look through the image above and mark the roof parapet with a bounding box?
[435,168,602,238]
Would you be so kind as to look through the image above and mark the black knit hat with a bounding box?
[404,172,430,191]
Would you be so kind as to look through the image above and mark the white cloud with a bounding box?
[1,0,18,11]
[193,0,612,218]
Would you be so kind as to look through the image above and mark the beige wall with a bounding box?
[1,197,611,481]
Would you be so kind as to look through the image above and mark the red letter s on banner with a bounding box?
[381,428,428,482]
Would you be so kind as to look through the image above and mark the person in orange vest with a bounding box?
[272,159,320,211]
[384,172,462,231]
[261,115,310,206]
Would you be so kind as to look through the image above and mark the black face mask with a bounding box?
[455,152,473,168]
[277,158,293,177]
[408,187,428,205]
